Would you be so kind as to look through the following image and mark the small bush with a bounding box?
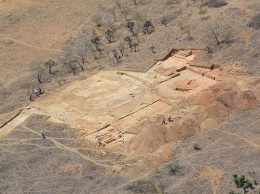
[229,190,235,194]
[166,0,176,5]
[125,180,158,193]
[205,46,213,53]
[92,15,102,27]
[248,14,260,30]
[193,143,201,150]
[163,161,182,175]
[203,0,227,8]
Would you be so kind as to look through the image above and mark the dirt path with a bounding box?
[20,124,112,168]
[0,35,63,52]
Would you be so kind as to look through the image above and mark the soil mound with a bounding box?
[125,122,165,155]
[195,80,259,123]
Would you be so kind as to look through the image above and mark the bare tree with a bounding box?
[209,23,234,45]
[198,3,207,19]
[161,17,168,27]
[61,50,77,75]
[74,46,88,71]
[92,15,103,27]
[121,6,131,21]
[91,35,102,54]
[112,49,121,62]
[150,46,156,53]
[132,0,137,5]
[178,21,192,40]
[108,8,117,21]
[115,0,122,11]
[118,43,125,57]
[124,36,133,51]
[133,42,139,52]
[33,63,46,83]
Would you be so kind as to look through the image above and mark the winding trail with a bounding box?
[0,35,63,52]
[20,124,112,169]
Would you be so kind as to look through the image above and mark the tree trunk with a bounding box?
[37,73,42,83]
[75,60,84,71]
[48,66,52,74]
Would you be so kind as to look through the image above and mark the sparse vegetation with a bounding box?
[44,59,55,74]
[193,143,201,150]
[167,0,182,10]
[126,20,135,34]
[232,174,258,193]
[143,20,154,34]
[248,14,260,30]
[91,35,102,54]
[105,29,115,43]
[20,82,32,95]
[161,16,168,27]
[178,21,192,40]
[121,5,131,21]
[112,49,121,62]
[0,82,7,95]
[74,46,88,71]
[162,161,182,175]
[124,36,133,51]
[133,42,139,52]
[61,50,77,75]
[33,63,46,83]
[205,45,213,53]
[208,23,234,45]
[92,14,103,27]
[108,8,117,21]
[125,180,158,193]
[203,0,227,8]
[132,0,138,5]
[115,0,122,11]
[150,46,156,53]
[118,43,125,57]
[198,3,207,19]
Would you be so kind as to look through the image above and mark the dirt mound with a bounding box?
[235,90,259,110]
[121,77,259,168]
[165,118,199,142]
[125,121,165,155]
[195,80,259,123]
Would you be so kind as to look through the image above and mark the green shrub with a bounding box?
[193,143,201,150]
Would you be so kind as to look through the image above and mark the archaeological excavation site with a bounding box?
[23,50,220,147]
[1,0,259,193]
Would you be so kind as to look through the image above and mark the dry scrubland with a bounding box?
[0,0,260,193]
